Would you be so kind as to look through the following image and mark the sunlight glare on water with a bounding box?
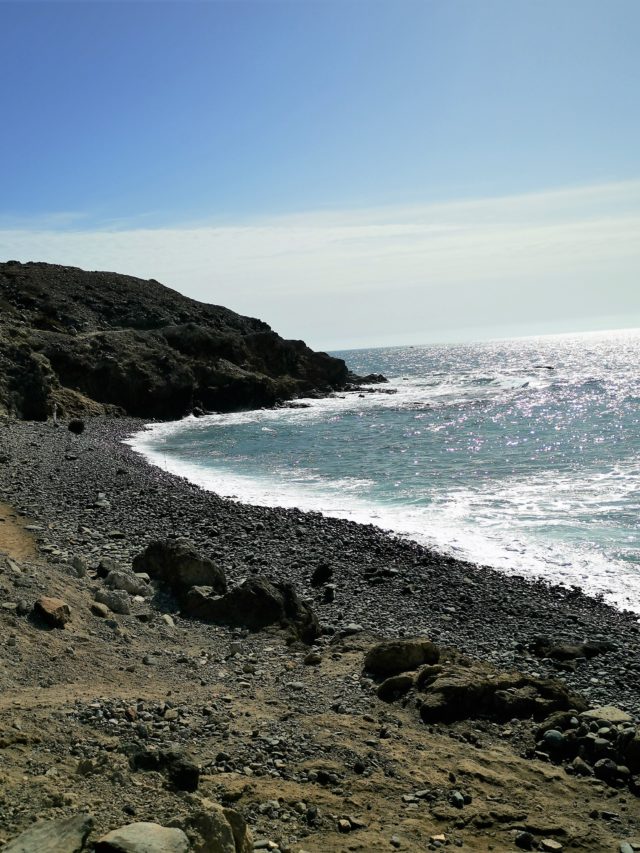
[128,329,640,613]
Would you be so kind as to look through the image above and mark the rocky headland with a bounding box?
[0,265,640,852]
[0,261,356,420]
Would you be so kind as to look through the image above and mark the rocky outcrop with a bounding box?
[364,637,440,677]
[0,261,352,420]
[132,539,227,596]
[367,643,587,725]
[183,576,321,643]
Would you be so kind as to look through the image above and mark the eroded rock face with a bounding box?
[0,261,352,420]
[183,576,321,644]
[132,539,227,597]
[363,638,440,677]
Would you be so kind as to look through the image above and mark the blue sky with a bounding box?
[1,0,639,349]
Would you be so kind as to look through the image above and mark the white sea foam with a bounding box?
[126,335,640,614]
[127,413,640,614]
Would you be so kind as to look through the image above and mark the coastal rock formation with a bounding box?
[132,539,227,597]
[364,637,440,676]
[183,576,321,643]
[0,261,352,420]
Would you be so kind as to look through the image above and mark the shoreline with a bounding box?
[2,414,640,850]
[2,414,639,713]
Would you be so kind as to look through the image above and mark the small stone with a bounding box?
[91,602,110,618]
[449,790,465,809]
[390,835,401,848]
[539,841,563,852]
[337,819,351,833]
[514,831,535,850]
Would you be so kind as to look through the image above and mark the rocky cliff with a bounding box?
[0,261,351,420]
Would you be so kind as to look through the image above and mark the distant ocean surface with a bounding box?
[129,330,640,613]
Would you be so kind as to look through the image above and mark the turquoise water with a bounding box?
[130,329,640,612]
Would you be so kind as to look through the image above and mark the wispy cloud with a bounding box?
[1,181,639,348]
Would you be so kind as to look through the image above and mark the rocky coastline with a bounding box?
[0,414,639,851]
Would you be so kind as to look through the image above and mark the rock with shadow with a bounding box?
[183,576,321,644]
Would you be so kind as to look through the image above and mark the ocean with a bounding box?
[128,329,640,613]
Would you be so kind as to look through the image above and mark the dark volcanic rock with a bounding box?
[0,261,351,420]
[132,539,227,596]
[67,418,85,435]
[364,638,440,677]
[531,635,616,661]
[417,660,587,723]
[183,576,321,643]
[128,746,200,792]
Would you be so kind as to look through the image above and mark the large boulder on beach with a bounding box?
[364,638,440,677]
[183,576,320,644]
[132,539,227,596]
[417,661,587,724]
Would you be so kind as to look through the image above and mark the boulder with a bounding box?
[310,562,333,587]
[183,800,252,853]
[221,808,252,853]
[67,418,85,435]
[182,576,320,643]
[33,596,71,628]
[94,588,131,615]
[128,746,200,792]
[377,674,415,702]
[580,706,634,725]
[132,539,226,597]
[94,822,189,853]
[91,602,110,618]
[417,661,586,724]
[531,636,615,661]
[364,638,440,677]
[3,814,93,852]
[105,570,150,597]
